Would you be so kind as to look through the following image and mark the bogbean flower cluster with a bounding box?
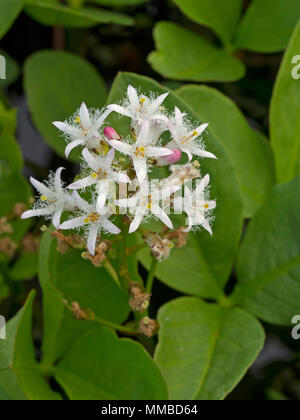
[22,86,217,258]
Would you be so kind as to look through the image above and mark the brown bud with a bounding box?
[139,317,158,338]
[12,202,27,218]
[21,233,40,253]
[0,237,17,258]
[0,217,13,235]
[128,282,151,312]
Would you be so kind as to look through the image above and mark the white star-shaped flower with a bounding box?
[168,107,217,162]
[21,168,75,228]
[60,192,120,255]
[53,103,112,158]
[183,174,216,234]
[109,120,173,184]
[108,85,169,135]
[68,148,130,210]
[116,180,179,233]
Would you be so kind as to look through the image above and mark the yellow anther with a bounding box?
[168,243,174,249]
[140,97,146,104]
[41,195,47,202]
[75,116,80,123]
[192,130,198,137]
[84,218,90,224]
[147,204,152,209]
[88,212,99,223]
[91,173,98,179]
[204,203,209,209]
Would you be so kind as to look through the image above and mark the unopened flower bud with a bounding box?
[103,127,121,140]
[156,148,181,166]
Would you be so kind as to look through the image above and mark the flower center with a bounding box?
[134,146,146,158]
[84,212,99,223]
[91,169,108,180]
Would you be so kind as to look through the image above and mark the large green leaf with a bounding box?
[177,85,275,217]
[235,0,300,53]
[90,0,147,5]
[0,104,31,216]
[155,297,264,400]
[0,291,61,400]
[24,0,133,28]
[54,326,167,400]
[0,0,24,40]
[24,50,107,160]
[39,231,130,368]
[148,22,245,83]
[107,72,243,299]
[172,0,243,46]
[270,21,300,183]
[231,177,300,325]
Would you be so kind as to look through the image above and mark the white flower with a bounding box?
[109,120,173,184]
[168,107,217,162]
[108,85,169,135]
[183,174,216,234]
[68,148,130,210]
[60,192,120,255]
[53,103,112,158]
[115,180,179,233]
[21,168,75,228]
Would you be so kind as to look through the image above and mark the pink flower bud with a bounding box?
[103,127,121,140]
[157,149,182,166]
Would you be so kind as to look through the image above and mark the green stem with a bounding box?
[146,258,158,294]
[90,314,138,336]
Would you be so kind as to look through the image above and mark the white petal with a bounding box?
[115,197,137,208]
[52,208,63,229]
[129,207,145,233]
[60,216,87,230]
[133,158,147,184]
[21,208,53,219]
[148,92,169,114]
[65,140,84,158]
[101,219,121,235]
[106,148,115,168]
[68,176,97,190]
[196,174,210,194]
[95,108,113,130]
[82,148,98,171]
[96,180,109,211]
[72,191,93,213]
[30,177,53,197]
[87,224,99,256]
[107,104,132,118]
[147,147,173,158]
[79,103,91,128]
[52,121,81,137]
[202,219,213,235]
[194,123,209,136]
[109,140,133,156]
[54,167,65,194]
[127,85,139,109]
[151,203,173,229]
[136,120,150,146]
[174,107,183,125]
[111,172,131,184]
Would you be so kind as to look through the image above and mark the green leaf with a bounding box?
[270,21,300,183]
[0,0,24,40]
[0,291,62,400]
[155,297,265,400]
[177,85,275,217]
[90,0,147,5]
[24,0,133,27]
[172,0,243,46]
[10,252,38,281]
[54,326,167,400]
[235,0,300,53]
[231,177,300,325]
[0,105,31,216]
[24,50,107,160]
[107,72,244,298]
[39,231,130,368]
[0,50,20,89]
[148,22,245,83]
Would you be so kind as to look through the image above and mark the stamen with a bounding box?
[41,195,47,201]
